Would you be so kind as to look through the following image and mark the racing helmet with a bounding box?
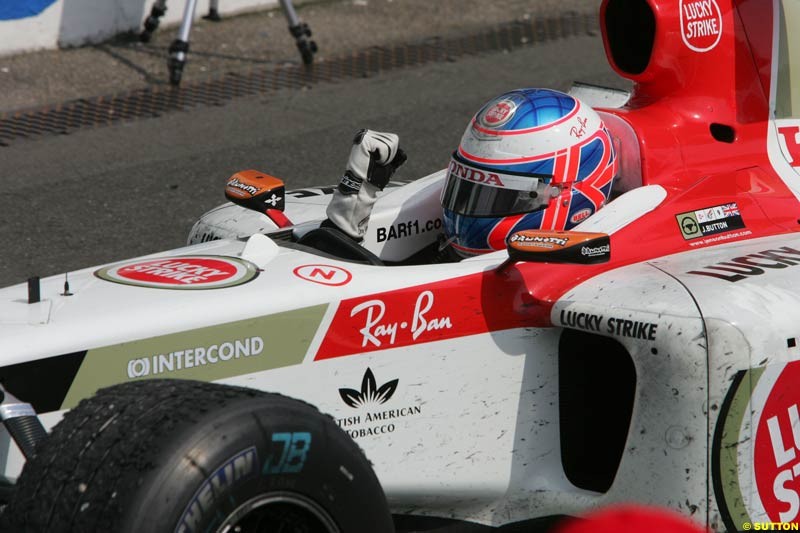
[441,88,618,257]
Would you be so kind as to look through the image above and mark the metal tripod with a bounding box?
[140,0,317,85]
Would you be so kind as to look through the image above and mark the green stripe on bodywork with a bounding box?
[61,304,328,409]
[718,366,765,529]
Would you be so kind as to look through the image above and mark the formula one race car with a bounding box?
[0,0,798,531]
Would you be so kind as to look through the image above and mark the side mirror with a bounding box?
[505,229,611,264]
[225,170,292,228]
[225,170,286,212]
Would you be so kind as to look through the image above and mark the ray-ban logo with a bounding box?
[339,368,398,408]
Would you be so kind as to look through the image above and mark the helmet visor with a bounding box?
[441,155,556,217]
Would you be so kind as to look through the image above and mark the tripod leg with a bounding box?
[168,0,199,85]
[278,0,317,65]
[140,0,168,43]
[203,0,221,21]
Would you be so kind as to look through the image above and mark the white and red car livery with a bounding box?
[1,0,800,530]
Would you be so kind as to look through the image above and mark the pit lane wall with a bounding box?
[0,0,282,56]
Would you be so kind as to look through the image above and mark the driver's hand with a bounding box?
[339,129,407,194]
[326,129,407,241]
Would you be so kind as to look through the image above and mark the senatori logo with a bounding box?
[95,256,259,290]
[581,244,610,257]
[509,233,569,247]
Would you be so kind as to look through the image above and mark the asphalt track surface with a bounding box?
[0,30,628,289]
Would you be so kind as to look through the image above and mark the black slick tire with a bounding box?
[1,379,394,533]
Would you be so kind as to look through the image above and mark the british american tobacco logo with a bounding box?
[336,368,420,439]
[338,368,398,408]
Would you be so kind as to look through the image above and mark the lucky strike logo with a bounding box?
[778,125,800,168]
[680,0,722,52]
[118,258,235,284]
[95,256,258,289]
[755,363,800,523]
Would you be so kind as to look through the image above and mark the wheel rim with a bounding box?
[217,491,340,533]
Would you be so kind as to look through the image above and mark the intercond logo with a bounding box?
[126,336,265,379]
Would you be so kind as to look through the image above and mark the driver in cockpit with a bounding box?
[325,88,619,260]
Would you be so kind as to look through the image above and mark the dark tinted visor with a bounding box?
[441,154,554,216]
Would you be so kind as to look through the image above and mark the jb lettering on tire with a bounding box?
[0,379,393,533]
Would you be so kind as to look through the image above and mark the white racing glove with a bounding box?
[325,129,407,240]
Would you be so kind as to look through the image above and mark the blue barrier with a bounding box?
[0,0,58,20]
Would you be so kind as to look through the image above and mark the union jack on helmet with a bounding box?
[440,88,618,256]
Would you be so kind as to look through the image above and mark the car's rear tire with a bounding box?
[1,379,393,533]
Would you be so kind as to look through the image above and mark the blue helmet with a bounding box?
[440,88,618,256]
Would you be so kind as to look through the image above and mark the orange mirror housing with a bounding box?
[225,170,286,212]
[506,230,611,264]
